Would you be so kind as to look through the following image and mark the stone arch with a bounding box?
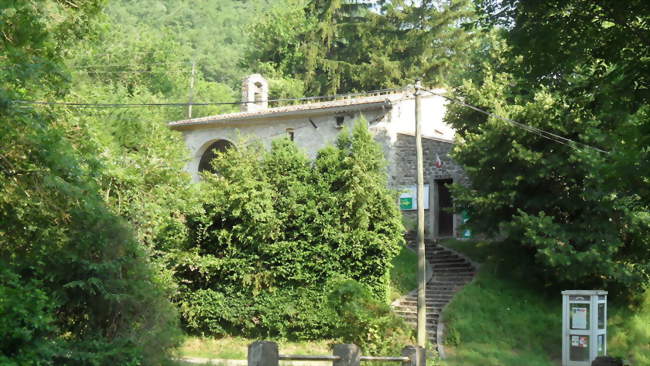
[197,139,235,174]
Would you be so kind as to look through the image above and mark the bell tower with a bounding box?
[241,74,269,112]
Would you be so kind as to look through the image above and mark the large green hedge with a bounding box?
[174,121,405,340]
[0,2,181,364]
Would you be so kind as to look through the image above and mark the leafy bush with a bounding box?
[327,279,414,355]
[174,120,404,343]
[1,2,182,361]
[0,106,182,365]
[0,268,56,365]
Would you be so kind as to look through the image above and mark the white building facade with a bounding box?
[169,75,467,238]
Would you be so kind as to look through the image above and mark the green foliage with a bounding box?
[442,239,650,366]
[0,267,57,365]
[446,1,650,294]
[1,1,182,364]
[328,279,414,355]
[247,0,477,95]
[174,121,404,345]
[101,0,289,92]
[608,291,650,365]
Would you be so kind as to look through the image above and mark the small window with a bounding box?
[335,116,345,129]
[286,128,295,141]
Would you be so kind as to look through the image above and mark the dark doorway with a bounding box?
[198,140,234,174]
[437,179,454,237]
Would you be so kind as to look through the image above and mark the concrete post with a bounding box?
[414,79,427,348]
[248,341,279,366]
[402,345,426,366]
[333,344,360,366]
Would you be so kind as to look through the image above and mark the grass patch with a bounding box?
[389,245,418,302]
[608,292,650,365]
[439,239,650,366]
[179,336,332,360]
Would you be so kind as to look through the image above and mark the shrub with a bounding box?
[0,107,182,365]
[174,120,404,342]
[327,279,414,355]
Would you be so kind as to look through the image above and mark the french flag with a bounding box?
[435,154,443,168]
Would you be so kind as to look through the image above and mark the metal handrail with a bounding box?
[279,355,341,361]
[277,355,410,363]
[360,356,410,362]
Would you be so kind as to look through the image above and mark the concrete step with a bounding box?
[394,302,445,309]
[430,262,473,269]
[427,278,473,284]
[396,237,477,345]
[428,257,471,267]
[408,293,457,298]
[396,301,446,308]
[394,309,440,317]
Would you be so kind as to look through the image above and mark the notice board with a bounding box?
[399,185,430,210]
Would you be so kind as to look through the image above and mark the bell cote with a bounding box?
[241,74,269,112]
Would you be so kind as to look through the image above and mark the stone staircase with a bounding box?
[391,236,476,346]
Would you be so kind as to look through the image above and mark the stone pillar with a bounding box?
[402,345,426,366]
[248,341,278,366]
[333,344,360,366]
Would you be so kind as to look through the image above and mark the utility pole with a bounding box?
[188,60,196,119]
[415,79,427,348]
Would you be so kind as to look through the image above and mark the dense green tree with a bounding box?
[0,1,181,364]
[174,121,405,342]
[103,0,287,90]
[447,0,649,294]
[248,0,476,95]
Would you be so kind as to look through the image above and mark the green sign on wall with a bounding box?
[400,197,414,210]
[398,185,429,211]
[461,210,472,239]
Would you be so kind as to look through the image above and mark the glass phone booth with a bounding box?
[562,290,608,366]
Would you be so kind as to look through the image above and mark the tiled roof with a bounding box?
[168,92,407,128]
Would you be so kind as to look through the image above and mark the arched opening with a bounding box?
[198,139,234,174]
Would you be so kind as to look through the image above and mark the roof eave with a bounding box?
[169,100,393,130]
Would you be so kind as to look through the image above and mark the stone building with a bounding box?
[168,74,468,238]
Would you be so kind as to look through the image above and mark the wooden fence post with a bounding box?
[402,345,426,366]
[333,344,360,366]
[248,341,279,366]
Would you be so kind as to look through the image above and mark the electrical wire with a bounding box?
[68,61,192,69]
[10,87,406,109]
[10,85,608,155]
[422,89,610,155]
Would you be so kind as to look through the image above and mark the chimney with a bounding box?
[241,74,269,112]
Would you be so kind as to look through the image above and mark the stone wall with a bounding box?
[389,133,467,187]
[385,133,468,239]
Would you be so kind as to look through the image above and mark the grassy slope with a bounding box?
[389,245,419,302]
[179,244,418,360]
[440,239,650,366]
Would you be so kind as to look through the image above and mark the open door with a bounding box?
[436,179,454,237]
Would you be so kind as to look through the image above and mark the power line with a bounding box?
[68,61,192,69]
[423,89,610,155]
[10,85,609,155]
[11,87,405,109]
